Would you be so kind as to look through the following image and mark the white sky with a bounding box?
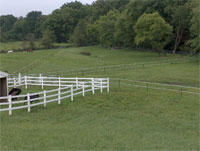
[0,0,95,17]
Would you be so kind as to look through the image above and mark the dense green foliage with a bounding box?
[134,12,173,55]
[187,0,200,53]
[0,0,199,53]
[41,30,56,49]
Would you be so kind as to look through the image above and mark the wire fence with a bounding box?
[12,50,59,74]
[110,78,200,96]
[9,57,199,77]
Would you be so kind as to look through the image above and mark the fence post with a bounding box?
[58,88,61,104]
[27,93,30,112]
[92,78,95,94]
[40,73,42,82]
[59,77,61,88]
[118,78,121,88]
[76,77,78,89]
[25,75,27,89]
[8,95,12,116]
[181,88,183,96]
[14,78,16,88]
[18,73,21,85]
[71,85,74,101]
[44,90,46,107]
[146,83,149,91]
[100,79,103,93]
[40,74,44,90]
[82,82,85,96]
[107,78,109,93]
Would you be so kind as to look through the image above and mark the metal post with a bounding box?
[27,93,30,112]
[119,78,121,88]
[147,83,149,91]
[8,95,12,116]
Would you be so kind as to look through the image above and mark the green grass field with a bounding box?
[0,46,199,150]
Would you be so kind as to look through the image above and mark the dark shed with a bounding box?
[0,71,8,101]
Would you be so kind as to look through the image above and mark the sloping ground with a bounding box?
[0,86,199,150]
[0,46,199,150]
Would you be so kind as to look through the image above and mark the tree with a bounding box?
[96,10,119,47]
[86,21,99,45]
[26,11,42,34]
[34,15,48,39]
[0,15,17,41]
[27,33,36,49]
[0,15,17,32]
[134,12,173,55]
[44,1,89,43]
[114,12,133,47]
[91,0,130,21]
[10,17,28,40]
[41,30,55,49]
[172,4,191,54]
[71,19,89,46]
[114,0,165,47]
[187,0,200,53]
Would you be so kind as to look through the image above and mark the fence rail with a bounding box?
[111,78,200,95]
[0,75,109,115]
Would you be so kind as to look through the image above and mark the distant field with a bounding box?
[0,46,199,150]
[0,41,27,51]
[0,41,71,52]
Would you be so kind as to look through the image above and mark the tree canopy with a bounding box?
[134,12,173,55]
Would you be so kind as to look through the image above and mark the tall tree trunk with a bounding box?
[173,27,184,54]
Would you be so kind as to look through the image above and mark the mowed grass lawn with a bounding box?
[0,46,199,150]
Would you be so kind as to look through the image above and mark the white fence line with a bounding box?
[0,75,109,115]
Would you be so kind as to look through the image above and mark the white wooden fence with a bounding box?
[0,74,109,115]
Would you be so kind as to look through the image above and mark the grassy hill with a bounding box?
[0,46,199,150]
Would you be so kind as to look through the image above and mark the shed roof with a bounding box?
[0,71,8,78]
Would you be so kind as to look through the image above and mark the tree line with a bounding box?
[0,0,199,54]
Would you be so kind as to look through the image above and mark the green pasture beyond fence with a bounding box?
[12,56,199,75]
[110,78,200,96]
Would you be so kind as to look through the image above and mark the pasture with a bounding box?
[0,46,199,150]
[0,41,71,52]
